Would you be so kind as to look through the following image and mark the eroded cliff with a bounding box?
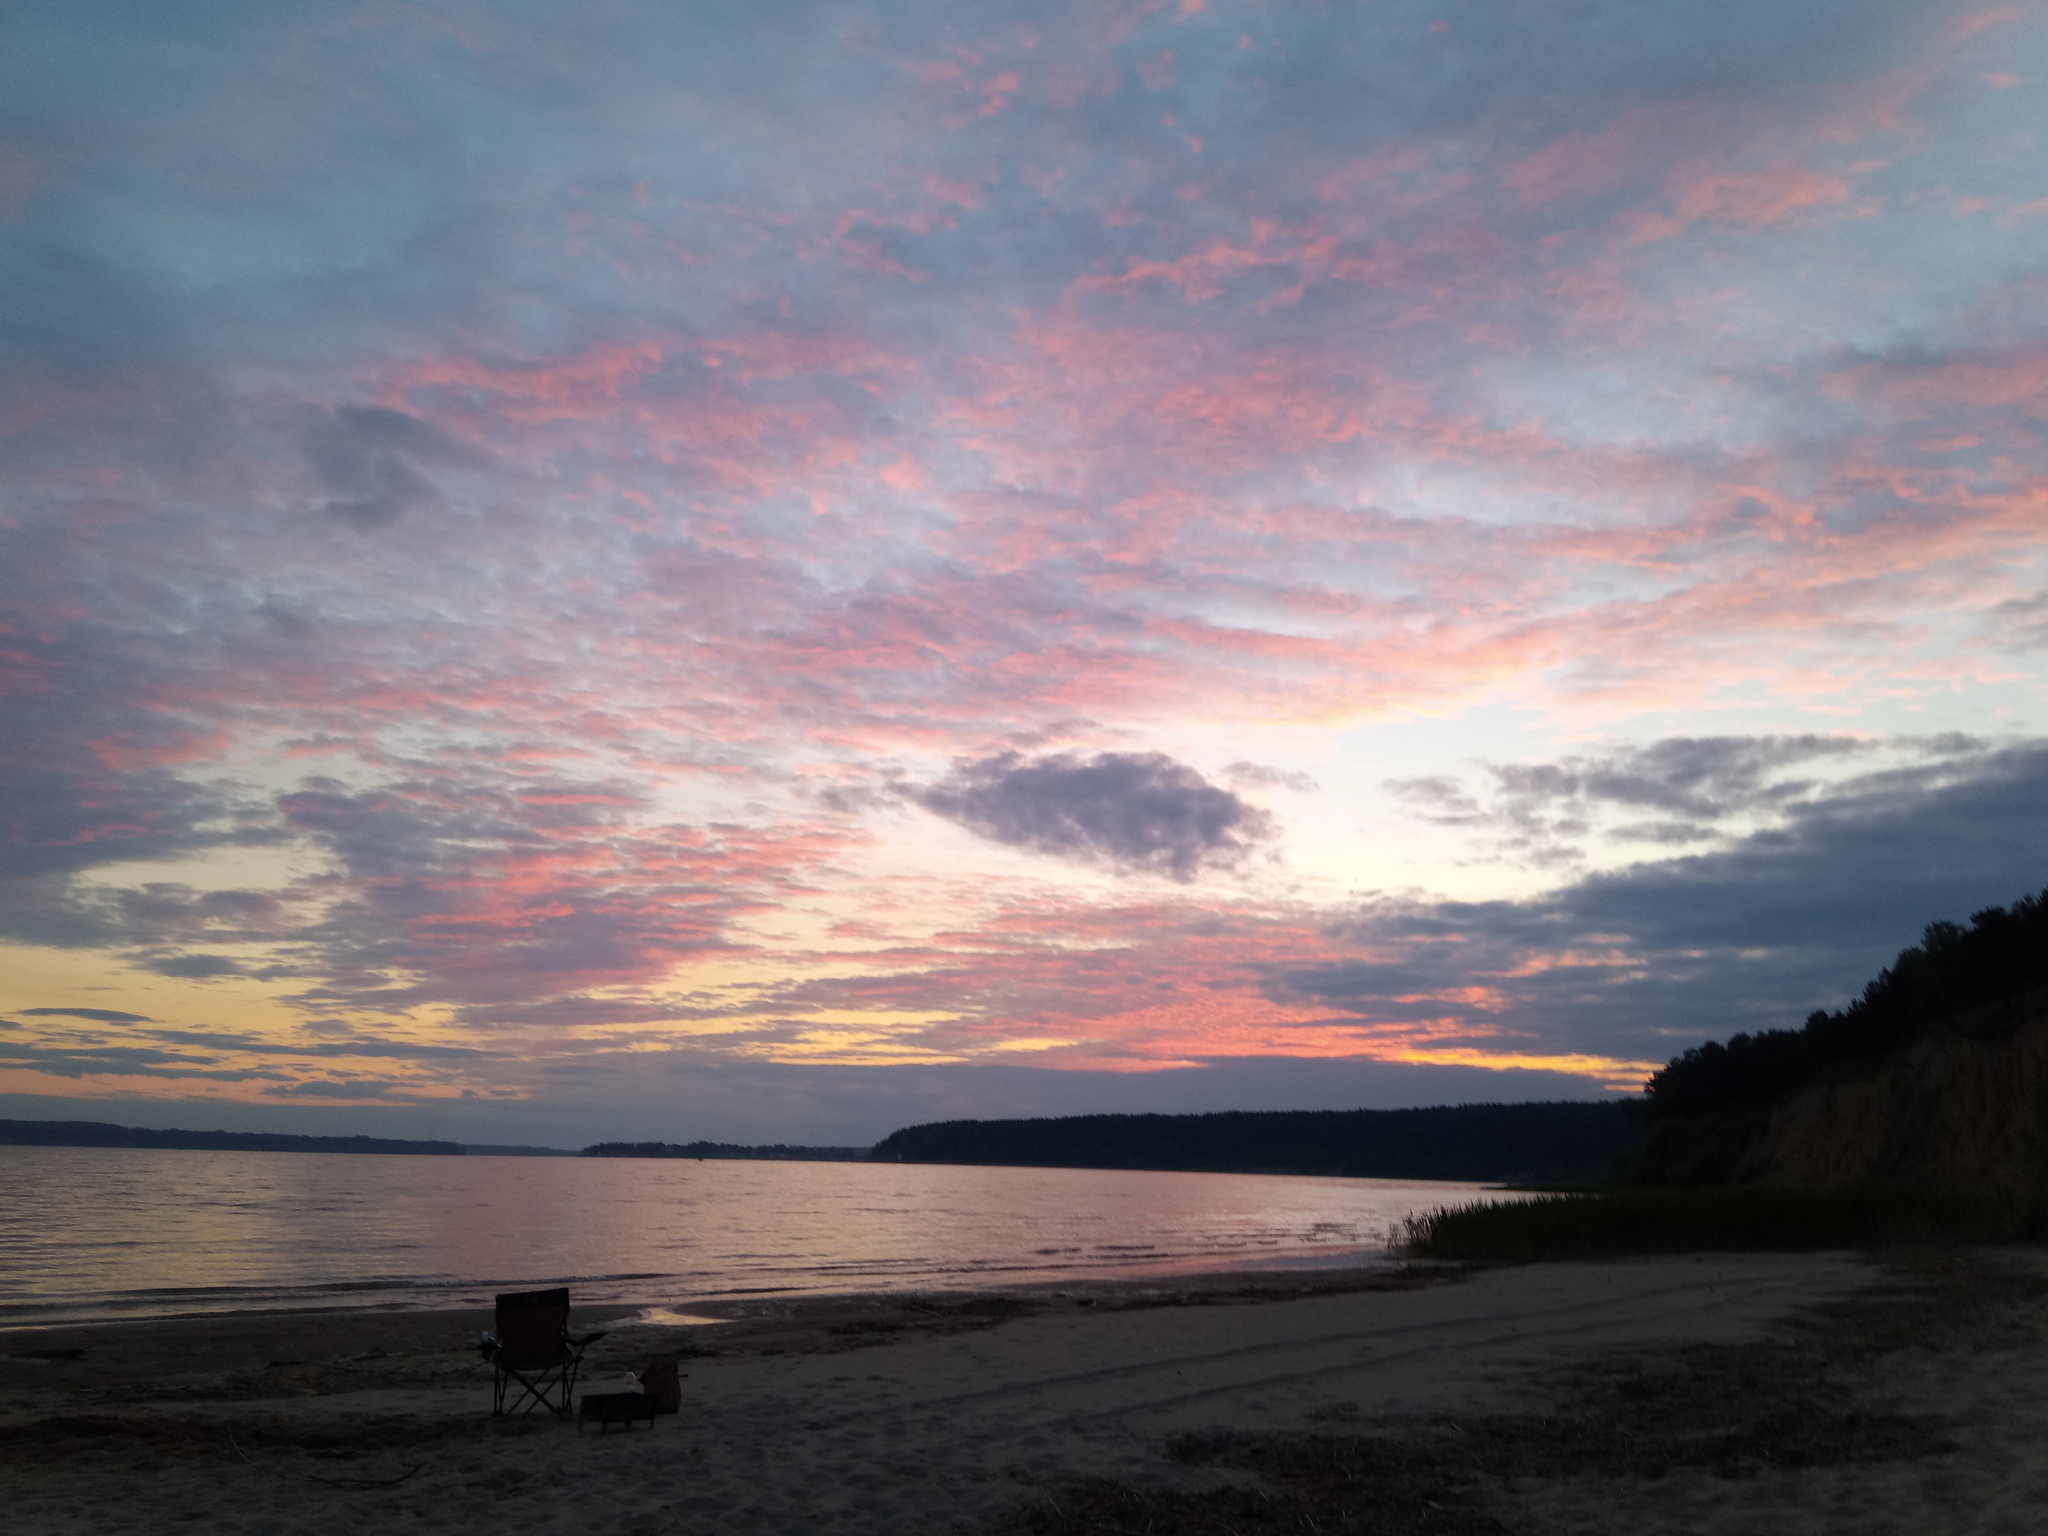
[1744,1009,2048,1201]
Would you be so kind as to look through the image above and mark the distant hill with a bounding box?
[461,1142,575,1156]
[1628,887,2048,1194]
[581,1140,871,1161]
[0,1119,465,1155]
[870,1102,1640,1184]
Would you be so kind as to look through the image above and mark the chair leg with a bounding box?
[494,1361,572,1418]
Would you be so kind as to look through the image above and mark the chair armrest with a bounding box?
[565,1329,609,1349]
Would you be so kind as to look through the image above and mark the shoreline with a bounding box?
[0,1259,1460,1386]
[0,1238,1417,1338]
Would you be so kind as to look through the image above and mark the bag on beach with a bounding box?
[634,1353,683,1414]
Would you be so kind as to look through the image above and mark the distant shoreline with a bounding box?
[0,1118,468,1156]
[581,1139,871,1161]
[2,1100,1644,1182]
[0,1119,877,1160]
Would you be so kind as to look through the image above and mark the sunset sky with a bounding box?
[5,0,2048,1148]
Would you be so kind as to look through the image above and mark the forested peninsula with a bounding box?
[0,1119,464,1155]
[1629,887,2048,1194]
[870,1101,1639,1184]
[581,1140,871,1161]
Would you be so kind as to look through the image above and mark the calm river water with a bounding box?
[0,1147,1510,1327]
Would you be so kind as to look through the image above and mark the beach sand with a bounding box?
[3,1250,2043,1534]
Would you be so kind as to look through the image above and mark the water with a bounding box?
[0,1146,1509,1328]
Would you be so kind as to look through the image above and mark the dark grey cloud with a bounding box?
[256,601,316,638]
[911,751,1275,880]
[1605,821,1721,846]
[264,1077,397,1099]
[278,772,640,878]
[302,405,476,530]
[1387,734,1994,866]
[143,954,244,979]
[1384,774,1485,824]
[135,1027,488,1063]
[1502,736,1855,816]
[0,1038,276,1082]
[0,870,291,954]
[1552,743,2048,952]
[1393,734,1870,822]
[0,761,258,883]
[1224,761,1319,793]
[0,549,296,963]
[0,1011,497,1094]
[1989,593,2048,650]
[17,1006,150,1023]
[814,781,906,816]
[5,758,720,1023]
[1288,740,2048,1061]
[269,770,754,1014]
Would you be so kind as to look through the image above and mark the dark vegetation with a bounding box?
[870,1102,1639,1183]
[1646,888,2048,1119]
[1392,884,2048,1253]
[580,1140,870,1161]
[1395,886,2048,1260]
[1626,886,2048,1186]
[1402,1185,2009,1261]
[0,1119,463,1155]
[994,1250,2027,1536]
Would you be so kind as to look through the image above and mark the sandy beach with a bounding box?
[4,1250,2044,1535]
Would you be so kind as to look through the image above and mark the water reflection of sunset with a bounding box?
[1,1148,1529,1328]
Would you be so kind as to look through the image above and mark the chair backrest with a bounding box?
[495,1287,571,1366]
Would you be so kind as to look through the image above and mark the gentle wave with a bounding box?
[0,1145,1508,1327]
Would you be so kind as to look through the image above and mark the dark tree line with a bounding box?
[581,1140,870,1161]
[0,1119,464,1155]
[869,1102,1639,1184]
[1643,887,2048,1124]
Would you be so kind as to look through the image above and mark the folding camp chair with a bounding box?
[480,1287,607,1417]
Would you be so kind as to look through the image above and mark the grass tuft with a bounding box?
[1401,1184,2014,1261]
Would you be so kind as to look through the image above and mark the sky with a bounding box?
[4,0,2048,1150]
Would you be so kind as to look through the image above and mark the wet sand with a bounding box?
[3,1251,2041,1535]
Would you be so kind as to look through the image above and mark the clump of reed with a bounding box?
[1400,1184,2017,1261]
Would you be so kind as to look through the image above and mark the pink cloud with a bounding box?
[720,892,1658,1082]
[1823,345,2048,417]
[1502,68,1927,222]
[385,339,668,424]
[1954,6,2028,41]
[1503,100,1713,208]
[1627,162,1859,243]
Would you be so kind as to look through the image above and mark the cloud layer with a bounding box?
[1,1,2045,1141]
